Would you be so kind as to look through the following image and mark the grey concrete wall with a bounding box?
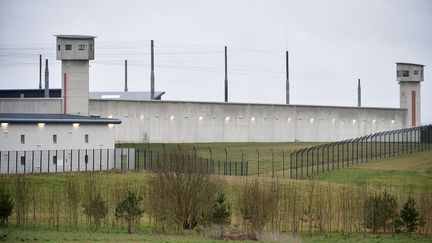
[62,60,90,115]
[89,100,407,143]
[0,98,62,113]
[0,98,408,143]
[400,82,421,127]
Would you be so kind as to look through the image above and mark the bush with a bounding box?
[397,196,425,234]
[115,191,144,233]
[363,191,397,233]
[148,153,221,233]
[83,193,108,232]
[239,180,280,232]
[210,192,231,226]
[0,186,13,228]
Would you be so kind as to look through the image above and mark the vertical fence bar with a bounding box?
[271,149,274,178]
[290,152,293,179]
[39,150,42,173]
[31,150,34,174]
[282,151,285,178]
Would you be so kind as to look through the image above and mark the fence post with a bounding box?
[282,151,285,178]
[271,149,274,178]
[257,149,260,176]
[306,149,309,177]
[39,151,42,173]
[47,150,50,173]
[295,151,298,179]
[32,150,34,174]
[107,149,110,171]
[290,151,293,179]
[332,144,335,170]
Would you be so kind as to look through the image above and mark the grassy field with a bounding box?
[311,150,432,189]
[2,229,431,242]
[1,143,431,242]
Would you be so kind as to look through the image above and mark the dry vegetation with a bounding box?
[0,147,431,242]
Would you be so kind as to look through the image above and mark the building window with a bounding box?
[20,134,25,144]
[85,134,89,143]
[413,70,419,75]
[90,44,93,51]
[53,155,57,165]
[78,44,86,50]
[65,44,72,50]
[57,45,61,51]
[85,155,89,164]
[20,156,25,166]
[53,134,57,144]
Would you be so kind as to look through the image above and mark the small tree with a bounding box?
[211,192,231,226]
[398,196,424,234]
[115,191,144,233]
[83,193,108,232]
[363,191,398,233]
[0,187,13,227]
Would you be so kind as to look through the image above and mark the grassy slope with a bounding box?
[310,150,432,189]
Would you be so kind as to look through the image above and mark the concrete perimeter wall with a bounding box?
[89,100,407,143]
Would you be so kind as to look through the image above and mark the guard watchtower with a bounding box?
[397,62,424,127]
[56,35,96,115]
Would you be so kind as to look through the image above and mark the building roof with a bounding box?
[396,62,425,67]
[55,35,97,39]
[89,91,166,100]
[0,89,61,98]
[0,113,121,124]
[0,89,165,100]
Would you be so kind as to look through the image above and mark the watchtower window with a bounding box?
[397,70,409,77]
[78,44,86,50]
[90,44,93,51]
[413,70,419,75]
[65,44,72,50]
[57,45,61,51]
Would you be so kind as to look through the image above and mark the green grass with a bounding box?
[2,229,430,242]
[299,232,431,243]
[310,150,432,189]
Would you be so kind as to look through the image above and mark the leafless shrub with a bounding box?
[15,177,30,229]
[65,176,80,231]
[148,153,221,233]
[239,180,280,232]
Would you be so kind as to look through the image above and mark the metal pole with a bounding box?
[224,46,228,102]
[358,78,361,107]
[150,40,155,100]
[124,60,128,92]
[286,51,290,104]
[44,59,49,97]
[282,151,285,178]
[271,149,274,178]
[39,55,42,89]
[257,149,259,176]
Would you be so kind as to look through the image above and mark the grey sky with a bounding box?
[1,0,431,123]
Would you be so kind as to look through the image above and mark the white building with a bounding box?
[0,113,120,151]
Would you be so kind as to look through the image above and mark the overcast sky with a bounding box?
[0,0,431,123]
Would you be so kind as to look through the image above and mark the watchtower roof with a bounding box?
[55,35,97,39]
[396,62,425,67]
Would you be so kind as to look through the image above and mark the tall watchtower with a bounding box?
[397,62,424,127]
[56,35,96,115]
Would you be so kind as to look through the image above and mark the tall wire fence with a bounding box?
[1,125,431,178]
